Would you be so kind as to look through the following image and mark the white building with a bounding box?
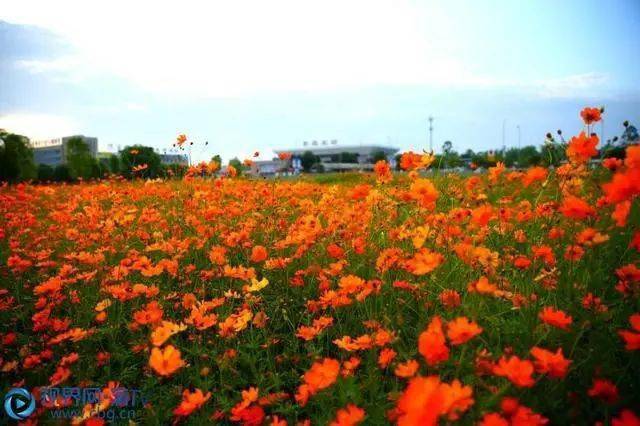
[274,142,399,172]
[248,159,287,177]
[30,135,98,166]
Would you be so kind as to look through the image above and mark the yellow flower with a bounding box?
[246,277,269,293]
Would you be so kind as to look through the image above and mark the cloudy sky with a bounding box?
[1,0,639,163]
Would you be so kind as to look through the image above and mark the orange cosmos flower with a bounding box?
[133,301,164,325]
[378,348,397,368]
[330,404,366,426]
[374,160,393,184]
[539,306,572,330]
[625,144,640,169]
[493,355,535,387]
[173,388,211,416]
[478,413,509,426]
[602,168,640,203]
[567,131,599,163]
[176,134,187,147]
[532,245,556,266]
[559,195,596,220]
[149,345,185,376]
[394,359,419,378]
[399,151,423,170]
[521,166,547,187]
[488,162,506,183]
[278,152,292,160]
[439,290,461,310]
[395,376,474,425]
[409,178,439,209]
[471,204,493,227]
[296,358,341,406]
[250,245,268,263]
[580,107,602,125]
[406,248,444,275]
[612,200,631,227]
[603,157,623,170]
[327,243,345,259]
[208,245,228,266]
[446,317,482,345]
[529,346,571,378]
[468,276,500,296]
[151,321,187,346]
[418,316,449,366]
[132,163,148,172]
[564,244,585,261]
[618,313,640,351]
[303,358,340,391]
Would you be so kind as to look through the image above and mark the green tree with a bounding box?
[442,141,453,155]
[338,152,359,163]
[108,154,120,174]
[394,154,403,171]
[370,150,387,164]
[503,148,520,167]
[119,145,162,178]
[0,130,36,182]
[541,143,566,167]
[301,151,319,172]
[519,145,542,166]
[66,137,97,180]
[53,164,72,182]
[37,164,54,181]
[445,151,462,168]
[228,157,244,175]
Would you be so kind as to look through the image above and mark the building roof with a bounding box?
[273,145,399,156]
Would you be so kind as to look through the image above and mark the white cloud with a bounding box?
[1,1,618,101]
[1,0,487,97]
[534,72,610,99]
[0,113,80,139]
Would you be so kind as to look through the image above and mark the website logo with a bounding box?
[4,388,36,420]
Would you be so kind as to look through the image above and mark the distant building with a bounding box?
[30,135,98,166]
[159,153,188,165]
[248,159,287,177]
[274,142,399,172]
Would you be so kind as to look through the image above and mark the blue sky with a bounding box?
[1,0,639,163]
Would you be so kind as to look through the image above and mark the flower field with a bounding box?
[1,115,640,425]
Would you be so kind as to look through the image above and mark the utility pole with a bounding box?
[428,116,434,152]
[517,125,521,149]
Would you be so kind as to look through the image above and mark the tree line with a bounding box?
[0,131,188,183]
[1,121,637,182]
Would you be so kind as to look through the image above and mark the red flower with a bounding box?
[493,356,535,387]
[539,307,573,330]
[330,404,366,426]
[446,317,482,345]
[530,346,571,378]
[612,410,640,426]
[618,313,640,351]
[567,131,599,163]
[588,378,619,404]
[418,317,449,366]
[173,388,211,416]
[395,376,473,425]
[580,107,602,125]
[559,195,596,220]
